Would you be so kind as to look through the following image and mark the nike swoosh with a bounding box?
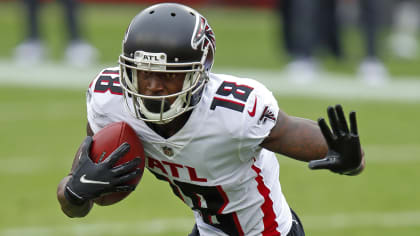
[80,174,110,185]
[248,97,257,117]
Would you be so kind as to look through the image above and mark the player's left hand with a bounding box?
[308,104,364,175]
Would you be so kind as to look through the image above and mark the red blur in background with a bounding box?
[38,0,277,8]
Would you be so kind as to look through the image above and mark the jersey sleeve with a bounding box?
[237,79,279,162]
[86,67,124,134]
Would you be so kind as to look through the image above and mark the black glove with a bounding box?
[308,104,363,175]
[64,136,142,205]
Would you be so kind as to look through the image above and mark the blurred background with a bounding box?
[0,0,419,235]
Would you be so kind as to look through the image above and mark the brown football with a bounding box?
[90,122,145,206]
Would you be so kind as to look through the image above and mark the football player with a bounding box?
[57,3,365,236]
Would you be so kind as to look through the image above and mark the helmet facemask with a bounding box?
[119,48,209,124]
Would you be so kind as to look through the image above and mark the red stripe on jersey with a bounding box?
[194,193,202,207]
[216,186,228,214]
[252,165,280,236]
[213,96,245,107]
[232,212,245,236]
[216,186,245,236]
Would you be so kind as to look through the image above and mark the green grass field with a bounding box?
[1,2,420,236]
[1,86,419,236]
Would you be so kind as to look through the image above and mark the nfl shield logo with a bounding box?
[162,146,174,157]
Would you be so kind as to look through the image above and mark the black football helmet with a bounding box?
[119,3,216,123]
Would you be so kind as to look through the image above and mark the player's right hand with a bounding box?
[64,136,142,205]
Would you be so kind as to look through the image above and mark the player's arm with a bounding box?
[57,123,141,217]
[260,109,328,161]
[260,104,365,175]
[56,124,94,217]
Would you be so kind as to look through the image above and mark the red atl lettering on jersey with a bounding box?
[147,157,207,182]
[162,161,183,178]
[186,166,207,182]
[148,157,168,175]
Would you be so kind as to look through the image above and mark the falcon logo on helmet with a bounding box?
[192,16,216,53]
[191,16,215,74]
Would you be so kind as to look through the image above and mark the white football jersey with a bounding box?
[86,67,293,236]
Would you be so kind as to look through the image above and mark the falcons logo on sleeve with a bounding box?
[258,106,276,124]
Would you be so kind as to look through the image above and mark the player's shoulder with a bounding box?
[88,66,122,93]
[87,66,124,113]
[202,72,278,131]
